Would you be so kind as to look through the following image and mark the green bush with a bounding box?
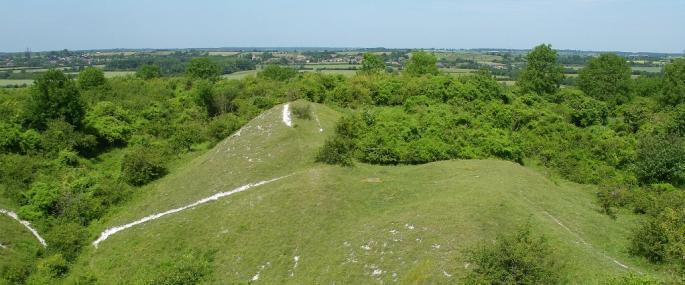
[45,223,88,261]
[77,67,106,90]
[137,64,162,80]
[634,135,685,185]
[630,207,685,269]
[120,147,167,186]
[291,102,312,120]
[564,92,608,127]
[207,113,245,141]
[185,58,221,81]
[84,101,133,145]
[464,224,560,285]
[316,136,355,166]
[19,182,60,220]
[258,65,298,81]
[147,251,213,285]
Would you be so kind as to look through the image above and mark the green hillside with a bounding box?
[63,103,658,284]
[1,211,43,285]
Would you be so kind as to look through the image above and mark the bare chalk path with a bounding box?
[282,103,292,127]
[0,208,47,247]
[93,175,291,247]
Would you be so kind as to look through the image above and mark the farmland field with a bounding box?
[222,70,259,80]
[303,64,359,70]
[208,51,241,56]
[0,79,33,86]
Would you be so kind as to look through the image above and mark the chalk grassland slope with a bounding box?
[0,212,43,280]
[86,102,339,236]
[67,103,660,284]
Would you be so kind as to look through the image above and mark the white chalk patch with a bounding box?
[92,175,290,247]
[371,268,383,277]
[405,224,415,230]
[252,262,270,281]
[313,110,324,132]
[282,103,292,127]
[0,209,47,247]
[442,270,452,277]
[361,244,371,251]
[389,229,398,235]
[289,255,300,277]
[432,244,441,249]
[0,242,6,249]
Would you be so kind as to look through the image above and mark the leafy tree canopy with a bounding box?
[185,58,221,81]
[661,58,685,106]
[578,53,632,105]
[517,44,564,95]
[27,69,85,129]
[360,53,386,74]
[405,51,439,76]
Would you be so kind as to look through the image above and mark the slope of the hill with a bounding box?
[66,102,660,284]
[1,208,43,284]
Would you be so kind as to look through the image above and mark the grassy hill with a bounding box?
[60,102,661,284]
[1,210,43,284]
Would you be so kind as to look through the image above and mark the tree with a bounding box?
[77,67,106,89]
[136,64,162,80]
[405,51,439,76]
[360,53,385,74]
[577,53,632,104]
[26,69,85,129]
[661,58,685,106]
[258,64,297,81]
[185,58,221,81]
[517,44,564,95]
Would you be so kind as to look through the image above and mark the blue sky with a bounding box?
[2,0,684,53]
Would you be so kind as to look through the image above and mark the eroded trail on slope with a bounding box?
[0,208,47,247]
[519,195,634,272]
[93,175,291,247]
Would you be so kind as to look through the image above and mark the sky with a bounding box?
[2,0,684,53]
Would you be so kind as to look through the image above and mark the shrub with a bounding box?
[258,65,298,81]
[291,102,312,120]
[19,182,61,220]
[185,58,221,81]
[136,64,162,80]
[630,207,685,269]
[565,92,608,127]
[45,223,88,261]
[34,254,69,279]
[84,101,133,145]
[464,224,560,285]
[207,113,245,141]
[120,147,167,186]
[148,250,214,285]
[634,135,685,185]
[316,136,355,166]
[77,67,106,89]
